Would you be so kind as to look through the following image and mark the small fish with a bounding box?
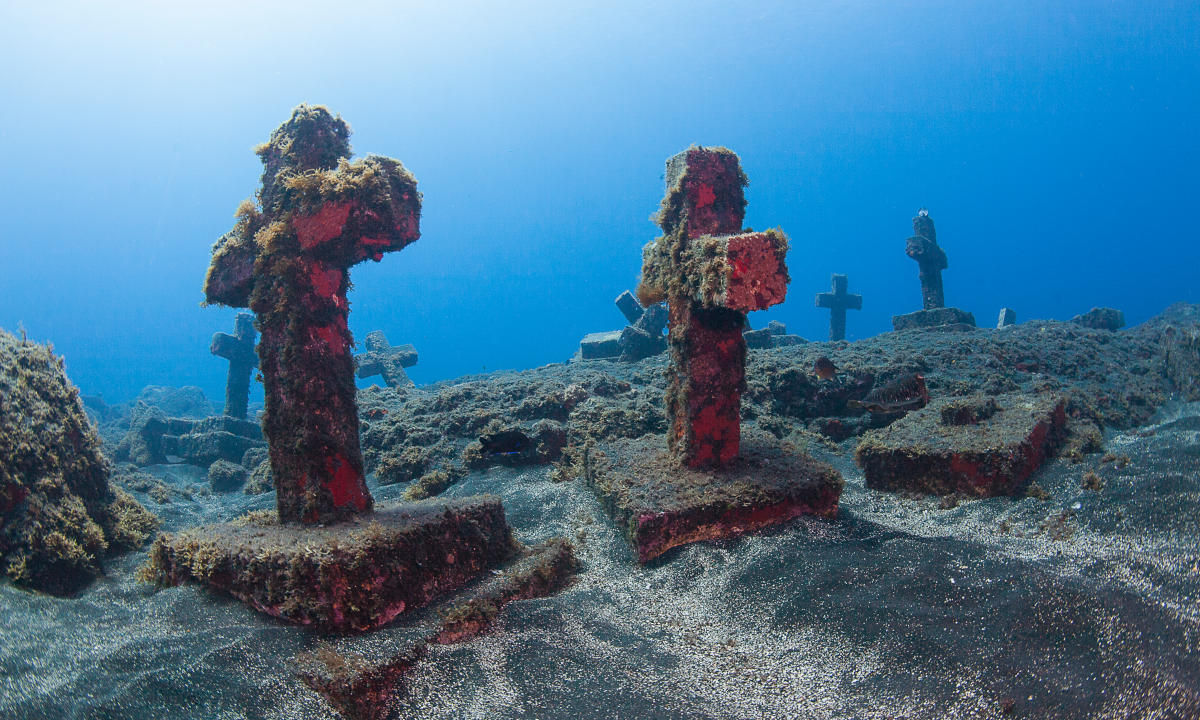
[847,373,929,414]
[480,429,532,458]
[813,357,837,381]
[364,408,388,420]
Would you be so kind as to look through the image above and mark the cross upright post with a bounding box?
[637,147,789,468]
[210,312,258,420]
[905,209,947,310]
[203,105,421,524]
[814,273,862,342]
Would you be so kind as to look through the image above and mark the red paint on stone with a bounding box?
[325,453,370,513]
[296,202,353,249]
[724,232,788,313]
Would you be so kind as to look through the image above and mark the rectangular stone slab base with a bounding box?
[144,496,517,632]
[855,393,1067,497]
[584,433,843,563]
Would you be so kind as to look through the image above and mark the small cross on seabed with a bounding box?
[210,312,258,420]
[814,273,862,342]
[355,330,417,388]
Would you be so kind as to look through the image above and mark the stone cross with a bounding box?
[637,147,789,468]
[210,312,258,420]
[355,330,417,388]
[905,209,947,310]
[203,105,421,524]
[814,273,862,341]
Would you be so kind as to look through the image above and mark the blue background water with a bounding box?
[1,0,1196,407]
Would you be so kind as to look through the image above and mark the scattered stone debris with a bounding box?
[1072,307,1125,331]
[856,393,1067,497]
[355,330,418,389]
[892,209,977,330]
[0,329,157,595]
[815,273,862,341]
[210,312,258,419]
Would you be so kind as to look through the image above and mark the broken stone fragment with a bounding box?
[997,307,1017,328]
[892,307,977,331]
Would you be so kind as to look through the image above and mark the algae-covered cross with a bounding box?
[815,273,862,342]
[637,147,789,468]
[905,209,947,310]
[210,312,257,420]
[203,105,421,524]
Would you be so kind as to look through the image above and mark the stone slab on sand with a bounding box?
[855,392,1067,497]
[584,433,843,563]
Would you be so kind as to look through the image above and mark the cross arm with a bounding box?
[203,228,257,308]
[289,156,422,266]
[678,229,790,313]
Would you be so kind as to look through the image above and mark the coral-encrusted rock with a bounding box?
[0,329,157,595]
[1072,307,1125,331]
[854,393,1067,497]
[585,433,842,563]
[143,496,516,632]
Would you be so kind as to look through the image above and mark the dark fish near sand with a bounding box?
[847,373,929,414]
[480,429,533,457]
[813,356,837,380]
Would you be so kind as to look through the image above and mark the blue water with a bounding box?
[1,0,1197,405]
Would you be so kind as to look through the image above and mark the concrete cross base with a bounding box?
[143,497,517,632]
[295,538,577,719]
[584,433,843,563]
[891,307,977,331]
[855,393,1067,497]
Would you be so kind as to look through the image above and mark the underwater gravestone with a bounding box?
[576,289,668,362]
[997,307,1017,329]
[815,273,862,342]
[146,104,516,632]
[855,393,1067,497]
[584,146,843,563]
[891,210,976,331]
[355,330,417,389]
[210,312,258,420]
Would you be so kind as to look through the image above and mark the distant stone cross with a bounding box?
[355,330,417,388]
[814,273,862,342]
[210,312,258,420]
[637,147,789,468]
[203,105,421,524]
[905,209,947,310]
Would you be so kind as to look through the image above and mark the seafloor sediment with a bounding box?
[1,309,1198,719]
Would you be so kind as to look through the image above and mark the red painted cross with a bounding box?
[204,105,421,524]
[638,147,789,468]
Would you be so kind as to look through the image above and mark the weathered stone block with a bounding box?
[997,307,1017,328]
[615,290,643,325]
[144,497,517,632]
[585,433,843,563]
[743,327,774,349]
[580,331,622,360]
[1072,307,1125,331]
[892,307,977,331]
[855,393,1066,497]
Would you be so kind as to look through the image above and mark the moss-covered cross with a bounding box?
[905,209,947,310]
[637,147,789,468]
[209,312,257,420]
[203,105,421,524]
